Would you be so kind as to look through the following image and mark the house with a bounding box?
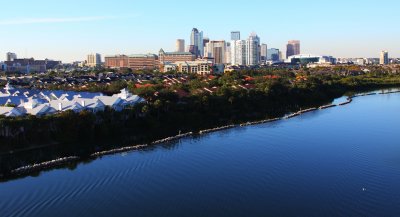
[77,98,106,112]
[124,95,144,105]
[94,96,125,111]
[0,107,24,117]
[49,91,67,100]
[48,100,84,113]
[113,88,145,106]
[0,84,144,116]
[16,98,56,116]
[17,104,57,116]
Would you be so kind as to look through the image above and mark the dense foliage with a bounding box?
[1,68,400,174]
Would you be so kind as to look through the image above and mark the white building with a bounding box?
[356,58,367,66]
[246,33,261,66]
[287,54,336,65]
[0,84,144,117]
[0,107,23,117]
[225,42,231,64]
[231,40,247,65]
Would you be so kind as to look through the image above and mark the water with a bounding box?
[1,93,400,217]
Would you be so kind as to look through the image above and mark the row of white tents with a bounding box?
[0,83,145,117]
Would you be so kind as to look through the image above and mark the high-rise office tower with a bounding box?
[6,52,17,61]
[203,37,210,57]
[204,40,226,64]
[176,39,185,52]
[260,44,268,61]
[230,42,237,65]
[246,33,261,66]
[203,37,210,46]
[225,42,231,64]
[231,40,247,65]
[231,31,241,40]
[190,28,204,58]
[286,40,301,58]
[380,51,389,65]
[267,48,280,61]
[87,53,102,67]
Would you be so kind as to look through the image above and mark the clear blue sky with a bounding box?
[1,0,399,62]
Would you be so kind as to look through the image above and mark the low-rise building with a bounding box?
[287,54,336,65]
[105,54,158,71]
[4,58,61,74]
[0,107,24,117]
[162,60,213,75]
[0,84,145,117]
[105,55,129,68]
[159,49,195,63]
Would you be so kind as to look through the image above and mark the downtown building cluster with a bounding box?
[1,29,396,75]
[103,28,305,74]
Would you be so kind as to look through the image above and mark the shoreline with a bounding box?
[2,90,400,180]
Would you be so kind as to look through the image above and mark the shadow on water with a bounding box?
[0,138,187,182]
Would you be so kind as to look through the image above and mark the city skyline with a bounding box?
[0,0,399,62]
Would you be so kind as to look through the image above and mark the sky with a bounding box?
[0,0,399,62]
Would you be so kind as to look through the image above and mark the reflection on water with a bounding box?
[1,92,400,217]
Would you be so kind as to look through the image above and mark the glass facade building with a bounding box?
[267,48,280,61]
[190,28,204,58]
[231,31,241,40]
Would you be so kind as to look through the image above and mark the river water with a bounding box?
[1,92,400,217]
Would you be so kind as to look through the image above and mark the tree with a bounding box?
[141,105,150,115]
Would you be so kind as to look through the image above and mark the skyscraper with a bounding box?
[6,52,17,61]
[267,48,280,61]
[225,42,231,64]
[380,51,389,65]
[231,31,241,40]
[87,53,102,67]
[246,33,261,66]
[190,28,204,58]
[231,40,247,65]
[176,39,185,52]
[260,44,268,61]
[203,37,210,47]
[286,40,301,58]
[204,41,226,64]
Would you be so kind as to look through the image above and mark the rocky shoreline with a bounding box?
[10,156,80,176]
[319,104,337,109]
[339,97,353,106]
[3,90,400,180]
[199,125,236,134]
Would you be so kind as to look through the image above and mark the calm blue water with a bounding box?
[1,93,400,217]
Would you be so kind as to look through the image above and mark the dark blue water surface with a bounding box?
[1,93,400,217]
